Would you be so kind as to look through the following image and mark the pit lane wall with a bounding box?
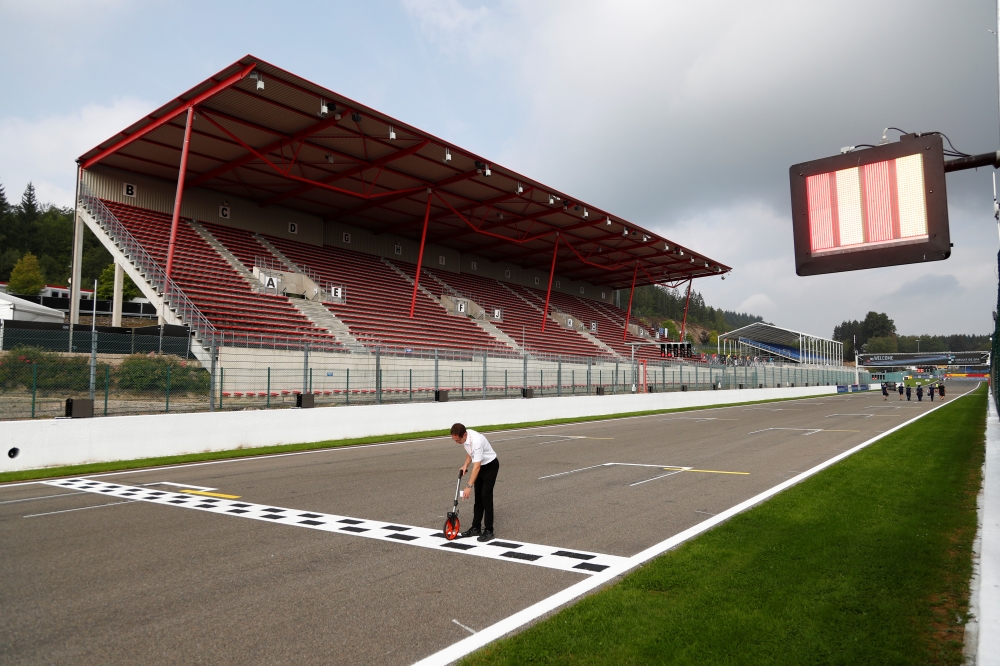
[1,385,838,473]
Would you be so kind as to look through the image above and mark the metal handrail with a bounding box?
[79,183,217,341]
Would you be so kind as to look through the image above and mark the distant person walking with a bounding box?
[916,385,923,402]
[898,384,904,400]
[882,383,889,400]
[906,386,912,401]
[939,383,946,397]
[929,384,935,402]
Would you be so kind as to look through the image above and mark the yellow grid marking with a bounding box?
[180,489,241,499]
[660,467,750,475]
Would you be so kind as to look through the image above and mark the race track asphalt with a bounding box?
[0,389,954,665]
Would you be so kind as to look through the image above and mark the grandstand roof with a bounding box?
[718,322,836,347]
[78,55,729,290]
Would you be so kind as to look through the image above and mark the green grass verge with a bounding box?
[0,390,857,484]
[463,384,986,666]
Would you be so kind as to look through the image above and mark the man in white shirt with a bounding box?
[451,423,500,542]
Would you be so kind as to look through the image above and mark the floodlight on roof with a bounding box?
[516,182,523,194]
[444,147,452,162]
[251,71,264,91]
[622,228,628,237]
[325,154,335,164]
[351,112,362,122]
[388,126,396,140]
[608,218,613,226]
[319,100,329,117]
[583,208,588,218]
[484,165,491,177]
[548,194,556,205]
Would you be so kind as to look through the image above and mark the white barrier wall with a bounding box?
[1,386,837,473]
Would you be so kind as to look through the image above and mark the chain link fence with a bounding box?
[1,325,867,421]
[993,250,1000,412]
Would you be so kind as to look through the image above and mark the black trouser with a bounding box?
[472,458,500,531]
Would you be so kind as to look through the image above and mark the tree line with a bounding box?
[616,284,764,340]
[833,311,990,358]
[0,181,137,299]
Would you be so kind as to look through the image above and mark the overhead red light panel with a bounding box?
[789,134,950,276]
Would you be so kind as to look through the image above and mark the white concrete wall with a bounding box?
[1,386,836,473]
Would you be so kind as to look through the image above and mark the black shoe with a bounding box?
[477,530,495,542]
[459,526,481,538]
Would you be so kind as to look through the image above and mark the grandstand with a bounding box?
[69,55,729,370]
[718,322,843,365]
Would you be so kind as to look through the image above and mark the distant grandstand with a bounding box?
[718,323,843,365]
[68,55,730,365]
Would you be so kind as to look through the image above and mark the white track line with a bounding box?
[747,428,822,436]
[411,383,980,666]
[0,491,88,505]
[23,500,135,518]
[451,619,476,634]
[0,392,850,490]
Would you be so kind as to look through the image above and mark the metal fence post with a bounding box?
[346,368,350,405]
[434,349,439,393]
[613,361,618,394]
[209,336,217,413]
[505,369,508,397]
[540,369,543,396]
[522,353,528,396]
[409,368,413,401]
[31,363,37,418]
[482,352,487,400]
[309,367,313,394]
[572,369,575,395]
[165,364,171,413]
[89,330,97,401]
[461,369,464,398]
[220,367,224,410]
[267,367,271,407]
[375,345,381,404]
[104,365,110,416]
[557,357,562,397]
[303,342,310,395]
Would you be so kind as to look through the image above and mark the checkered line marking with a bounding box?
[45,479,625,575]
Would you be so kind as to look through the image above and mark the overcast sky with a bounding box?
[2,0,998,336]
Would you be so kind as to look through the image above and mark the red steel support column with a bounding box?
[409,190,432,317]
[540,233,559,332]
[622,260,638,341]
[680,278,693,343]
[166,107,195,280]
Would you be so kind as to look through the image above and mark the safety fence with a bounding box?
[993,250,1000,413]
[0,328,868,421]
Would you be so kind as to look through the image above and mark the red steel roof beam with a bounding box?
[81,62,257,170]
[261,140,430,206]
[187,113,348,188]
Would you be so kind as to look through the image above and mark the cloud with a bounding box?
[738,293,777,316]
[0,97,152,208]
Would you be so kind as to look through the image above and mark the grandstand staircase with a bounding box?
[76,189,213,364]
[189,221,257,283]
[197,226,362,349]
[382,259,525,354]
[290,299,361,348]
[497,282,619,358]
